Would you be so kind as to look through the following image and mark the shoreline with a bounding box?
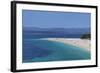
[40,38,91,51]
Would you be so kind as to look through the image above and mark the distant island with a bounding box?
[81,34,91,40]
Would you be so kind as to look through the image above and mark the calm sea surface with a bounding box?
[23,39,90,63]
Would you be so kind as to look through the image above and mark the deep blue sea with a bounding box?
[22,28,90,63]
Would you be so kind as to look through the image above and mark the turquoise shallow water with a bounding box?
[23,39,91,63]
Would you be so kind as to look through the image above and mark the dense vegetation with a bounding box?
[81,34,91,40]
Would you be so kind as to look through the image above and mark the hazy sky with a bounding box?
[22,10,91,28]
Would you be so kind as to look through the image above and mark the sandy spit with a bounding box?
[40,38,91,51]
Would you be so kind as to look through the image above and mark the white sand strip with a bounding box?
[41,38,91,51]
